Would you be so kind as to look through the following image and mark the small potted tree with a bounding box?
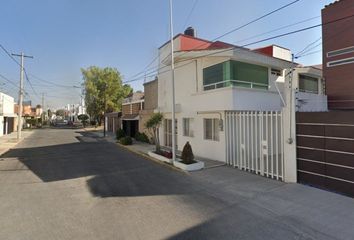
[174,142,204,171]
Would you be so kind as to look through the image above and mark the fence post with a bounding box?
[283,69,297,183]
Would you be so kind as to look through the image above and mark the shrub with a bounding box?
[116,129,126,140]
[90,120,97,126]
[119,136,132,145]
[181,141,195,164]
[135,132,150,143]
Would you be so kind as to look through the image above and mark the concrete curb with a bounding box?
[0,130,34,156]
[115,143,187,174]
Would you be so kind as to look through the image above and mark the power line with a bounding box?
[126,0,302,82]
[123,12,354,84]
[235,15,320,44]
[182,0,199,30]
[295,37,322,57]
[29,73,81,88]
[0,44,22,67]
[296,49,322,59]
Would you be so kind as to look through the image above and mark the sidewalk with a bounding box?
[86,129,226,169]
[0,130,34,156]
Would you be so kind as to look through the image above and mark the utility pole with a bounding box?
[12,52,33,140]
[41,93,45,125]
[169,0,177,163]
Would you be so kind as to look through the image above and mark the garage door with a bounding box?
[297,112,354,197]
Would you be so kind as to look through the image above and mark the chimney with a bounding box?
[184,27,196,37]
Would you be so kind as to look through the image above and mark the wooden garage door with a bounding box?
[296,112,354,197]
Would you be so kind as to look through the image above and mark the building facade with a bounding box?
[121,92,144,137]
[157,29,326,162]
[139,79,158,140]
[0,92,16,136]
[322,0,354,109]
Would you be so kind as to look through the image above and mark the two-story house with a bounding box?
[157,28,326,162]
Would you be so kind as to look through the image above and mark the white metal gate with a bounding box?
[225,111,284,180]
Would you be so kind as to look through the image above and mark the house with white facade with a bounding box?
[157,28,326,163]
[0,92,16,137]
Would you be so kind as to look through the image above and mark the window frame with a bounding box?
[183,118,194,137]
[203,118,219,141]
[298,74,319,94]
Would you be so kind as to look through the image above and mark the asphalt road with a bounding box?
[0,128,353,240]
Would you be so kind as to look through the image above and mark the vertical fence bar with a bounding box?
[225,112,230,165]
[255,111,259,174]
[270,111,274,178]
[275,112,279,180]
[266,112,269,177]
[242,112,246,170]
[237,112,241,168]
[251,112,254,172]
[259,112,264,176]
[232,112,236,167]
[281,110,284,180]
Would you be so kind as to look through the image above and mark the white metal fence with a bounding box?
[225,111,284,180]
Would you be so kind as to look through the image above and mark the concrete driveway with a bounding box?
[0,128,353,240]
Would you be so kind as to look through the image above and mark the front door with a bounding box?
[164,119,177,149]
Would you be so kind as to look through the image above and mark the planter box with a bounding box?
[148,151,173,164]
[173,159,204,172]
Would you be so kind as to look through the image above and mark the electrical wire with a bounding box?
[125,0,302,82]
[123,12,354,84]
[235,16,320,44]
[182,0,199,30]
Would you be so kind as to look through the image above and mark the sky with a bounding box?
[0,0,334,109]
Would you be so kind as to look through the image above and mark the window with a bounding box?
[164,119,178,147]
[204,118,219,141]
[183,118,193,137]
[327,46,354,58]
[271,68,282,76]
[203,60,269,91]
[327,57,354,67]
[299,75,319,94]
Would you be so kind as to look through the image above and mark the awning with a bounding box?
[121,114,139,121]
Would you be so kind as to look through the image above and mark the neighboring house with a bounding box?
[156,28,326,162]
[0,92,16,136]
[121,92,144,137]
[322,0,354,109]
[294,65,327,112]
[139,78,158,140]
[105,112,122,134]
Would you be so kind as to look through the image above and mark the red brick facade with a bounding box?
[322,0,354,109]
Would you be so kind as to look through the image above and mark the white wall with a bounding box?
[0,92,15,115]
[157,46,295,162]
[296,92,328,112]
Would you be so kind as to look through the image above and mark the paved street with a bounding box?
[0,128,354,240]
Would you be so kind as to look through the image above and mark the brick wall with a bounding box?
[322,0,354,109]
[143,79,158,110]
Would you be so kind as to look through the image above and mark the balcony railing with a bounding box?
[203,80,269,91]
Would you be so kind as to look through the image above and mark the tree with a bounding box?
[78,114,89,127]
[181,142,195,164]
[81,66,132,125]
[145,112,163,153]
